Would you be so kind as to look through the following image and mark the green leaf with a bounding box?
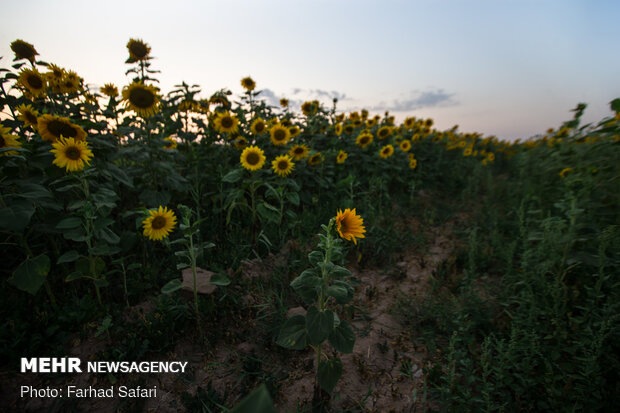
[329,264,351,279]
[17,183,52,200]
[56,217,82,230]
[7,255,50,295]
[222,168,243,183]
[210,272,231,286]
[229,384,276,413]
[285,191,300,206]
[75,257,106,277]
[0,200,35,232]
[318,357,343,393]
[328,320,355,353]
[256,202,280,223]
[57,250,81,264]
[65,272,86,282]
[306,306,334,345]
[611,98,620,113]
[328,280,354,304]
[161,279,183,294]
[308,251,323,266]
[290,269,321,304]
[276,315,307,350]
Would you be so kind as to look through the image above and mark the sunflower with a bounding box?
[377,126,392,140]
[178,100,196,112]
[46,64,66,92]
[250,117,267,135]
[379,144,394,159]
[289,144,310,160]
[0,125,22,156]
[60,71,81,94]
[142,206,177,241]
[11,39,38,62]
[334,208,366,245]
[38,114,87,142]
[18,68,46,98]
[360,109,369,119]
[559,167,573,178]
[463,146,473,157]
[213,111,239,134]
[356,131,373,148]
[343,123,355,134]
[50,137,93,172]
[240,145,266,171]
[301,101,318,116]
[288,125,301,138]
[308,153,323,166]
[241,76,256,91]
[334,123,343,136]
[163,137,177,150]
[336,150,348,164]
[409,158,418,169]
[487,152,495,162]
[122,82,160,117]
[16,104,39,130]
[234,136,248,150]
[127,38,151,61]
[399,140,411,152]
[272,155,295,177]
[270,123,290,146]
[280,98,289,107]
[100,83,119,98]
[404,117,416,129]
[210,95,231,109]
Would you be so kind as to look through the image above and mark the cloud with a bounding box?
[255,88,281,107]
[371,89,458,112]
[253,87,349,110]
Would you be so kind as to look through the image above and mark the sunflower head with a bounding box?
[343,123,355,135]
[142,206,177,241]
[272,155,295,177]
[163,137,178,150]
[18,68,47,98]
[559,167,573,178]
[250,117,267,135]
[234,137,248,150]
[301,100,318,116]
[404,117,416,129]
[334,208,366,245]
[334,123,343,136]
[122,82,160,117]
[16,104,39,129]
[379,144,394,159]
[336,150,348,164]
[399,140,411,152]
[356,131,373,148]
[50,137,93,172]
[280,98,289,107]
[0,124,22,156]
[60,71,82,94]
[38,114,87,142]
[270,123,291,146]
[288,125,301,138]
[289,144,310,161]
[409,158,418,169]
[308,153,323,166]
[241,76,256,91]
[100,83,119,98]
[126,38,151,61]
[240,145,266,171]
[11,39,38,62]
[377,126,392,139]
[214,111,239,134]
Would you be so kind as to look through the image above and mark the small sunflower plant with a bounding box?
[277,209,365,407]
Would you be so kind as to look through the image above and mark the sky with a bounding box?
[1,0,619,140]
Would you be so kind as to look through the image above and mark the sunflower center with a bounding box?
[27,74,44,89]
[129,43,149,59]
[12,43,35,60]
[151,216,167,230]
[221,116,233,128]
[274,129,286,141]
[255,122,265,132]
[129,87,155,108]
[25,112,38,124]
[278,160,289,170]
[48,120,77,138]
[339,217,349,234]
[361,137,369,145]
[246,152,260,165]
[65,146,82,160]
[294,147,304,154]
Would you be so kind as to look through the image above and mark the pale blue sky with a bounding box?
[2,0,619,140]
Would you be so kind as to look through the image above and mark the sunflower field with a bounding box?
[1,39,619,412]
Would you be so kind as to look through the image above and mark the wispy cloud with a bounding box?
[254,88,349,110]
[371,89,458,112]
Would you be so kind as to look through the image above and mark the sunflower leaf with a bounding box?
[318,357,343,393]
[328,320,355,354]
[306,306,334,346]
[7,255,50,295]
[222,168,243,183]
[57,250,81,264]
[276,315,307,350]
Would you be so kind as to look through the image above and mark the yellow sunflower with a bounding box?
[60,71,81,94]
[10,39,38,62]
[399,140,411,152]
[122,82,160,117]
[240,145,266,171]
[241,76,256,91]
[250,117,267,135]
[46,64,66,92]
[360,109,369,119]
[356,131,373,148]
[334,123,343,136]
[270,123,291,146]
[336,150,348,164]
[163,137,177,150]
[38,115,87,142]
[280,98,289,107]
[409,158,418,169]
[334,208,366,245]
[16,104,39,130]
[301,100,318,116]
[379,144,394,159]
[50,137,93,172]
[272,155,295,177]
[127,38,151,61]
[100,83,118,98]
[289,144,310,160]
[142,206,177,241]
[365,118,377,128]
[404,117,416,129]
[234,136,248,150]
[308,153,323,166]
[559,167,573,178]
[288,125,301,138]
[343,123,355,134]
[377,126,392,140]
[18,68,46,98]
[0,125,22,156]
[213,110,239,134]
